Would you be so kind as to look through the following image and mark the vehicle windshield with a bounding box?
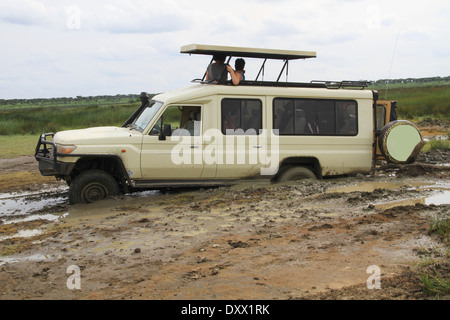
[132,100,163,132]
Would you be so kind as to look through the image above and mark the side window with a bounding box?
[273,99,294,134]
[336,101,357,135]
[273,98,357,136]
[150,105,201,136]
[296,99,335,134]
[221,99,262,135]
[376,105,386,130]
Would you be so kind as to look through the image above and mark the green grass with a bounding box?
[419,216,450,298]
[0,135,39,159]
[0,103,140,158]
[370,83,450,119]
[0,103,139,136]
[421,271,450,297]
[421,136,450,153]
[428,139,450,151]
[429,216,450,245]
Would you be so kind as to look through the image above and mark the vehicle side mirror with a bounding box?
[159,124,172,140]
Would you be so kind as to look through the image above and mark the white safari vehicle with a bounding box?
[35,44,424,204]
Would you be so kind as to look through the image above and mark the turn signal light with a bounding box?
[57,145,77,154]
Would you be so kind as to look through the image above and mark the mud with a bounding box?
[0,147,449,300]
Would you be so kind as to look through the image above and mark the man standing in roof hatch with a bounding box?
[205,54,228,83]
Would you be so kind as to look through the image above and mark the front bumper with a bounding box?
[34,133,75,176]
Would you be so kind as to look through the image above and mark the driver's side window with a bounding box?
[150,105,201,136]
[149,116,163,135]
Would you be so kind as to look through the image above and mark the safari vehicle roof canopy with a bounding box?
[181,44,369,89]
[180,44,317,60]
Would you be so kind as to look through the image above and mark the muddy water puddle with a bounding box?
[0,253,61,266]
[424,190,450,205]
[376,189,450,210]
[326,181,423,193]
[326,180,450,209]
[0,186,69,217]
[0,188,162,218]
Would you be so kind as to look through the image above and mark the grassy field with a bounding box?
[0,103,139,136]
[0,135,40,158]
[370,82,450,120]
[0,102,140,158]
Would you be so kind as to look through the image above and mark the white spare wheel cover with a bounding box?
[378,120,425,164]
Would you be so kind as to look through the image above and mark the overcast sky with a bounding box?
[0,0,448,99]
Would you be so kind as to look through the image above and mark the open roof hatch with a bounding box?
[181,44,370,89]
[180,44,318,85]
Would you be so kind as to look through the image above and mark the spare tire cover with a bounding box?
[378,120,425,164]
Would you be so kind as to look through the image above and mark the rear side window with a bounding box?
[221,98,262,135]
[376,104,386,130]
[273,98,358,135]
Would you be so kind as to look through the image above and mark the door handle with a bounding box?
[190,145,200,149]
[253,145,263,148]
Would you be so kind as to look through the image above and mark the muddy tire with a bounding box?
[276,166,317,182]
[69,169,120,204]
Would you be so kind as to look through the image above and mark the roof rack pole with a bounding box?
[220,56,232,82]
[276,60,288,82]
[286,60,289,82]
[201,56,215,81]
[255,58,267,81]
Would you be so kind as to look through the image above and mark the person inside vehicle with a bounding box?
[206,54,228,83]
[227,58,246,85]
[306,113,319,134]
[337,102,356,134]
[222,104,240,132]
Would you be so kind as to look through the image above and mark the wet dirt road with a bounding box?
[0,150,449,300]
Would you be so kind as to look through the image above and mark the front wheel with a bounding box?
[69,169,120,204]
[276,166,317,182]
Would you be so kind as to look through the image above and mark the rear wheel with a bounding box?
[276,166,317,182]
[69,169,120,204]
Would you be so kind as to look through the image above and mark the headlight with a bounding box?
[57,144,77,154]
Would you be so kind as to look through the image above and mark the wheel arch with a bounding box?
[274,157,322,180]
[68,155,131,193]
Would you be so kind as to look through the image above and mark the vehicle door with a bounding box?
[141,105,205,179]
[215,97,267,179]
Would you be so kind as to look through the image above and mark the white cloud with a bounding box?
[0,0,448,99]
[0,0,49,26]
[90,3,192,34]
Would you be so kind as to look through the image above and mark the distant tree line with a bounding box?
[371,75,450,85]
[0,93,143,107]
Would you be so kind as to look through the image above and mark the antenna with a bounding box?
[385,34,399,99]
